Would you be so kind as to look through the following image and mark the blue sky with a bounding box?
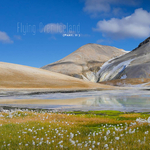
[0,0,150,67]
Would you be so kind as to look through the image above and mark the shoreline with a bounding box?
[0,86,149,96]
[0,104,150,113]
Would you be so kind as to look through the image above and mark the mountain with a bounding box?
[97,37,150,83]
[0,62,113,91]
[42,44,126,82]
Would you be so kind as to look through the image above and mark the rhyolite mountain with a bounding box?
[0,62,113,90]
[42,44,126,82]
[97,37,150,82]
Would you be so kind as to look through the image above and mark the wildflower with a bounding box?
[130,122,136,126]
[145,131,149,134]
[115,137,119,140]
[69,139,75,145]
[104,144,108,148]
[104,136,107,141]
[148,117,150,123]
[58,141,63,144]
[77,143,82,146]
[28,129,32,132]
[106,130,110,135]
[125,127,128,130]
[70,133,74,139]
[93,132,95,136]
[32,141,35,145]
[129,129,135,134]
[39,141,42,145]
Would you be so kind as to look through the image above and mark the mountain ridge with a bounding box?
[42,43,126,82]
[97,37,150,82]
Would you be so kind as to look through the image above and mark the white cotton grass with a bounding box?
[0,108,150,149]
[136,117,150,124]
[115,137,119,140]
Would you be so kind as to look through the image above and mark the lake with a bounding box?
[0,89,150,112]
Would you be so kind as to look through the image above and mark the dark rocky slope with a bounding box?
[97,37,150,82]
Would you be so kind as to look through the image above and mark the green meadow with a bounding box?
[0,109,150,150]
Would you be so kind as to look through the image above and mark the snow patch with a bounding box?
[121,74,127,79]
[121,49,130,53]
[97,59,134,82]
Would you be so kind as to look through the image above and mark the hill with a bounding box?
[42,44,126,82]
[0,62,113,91]
[97,37,150,82]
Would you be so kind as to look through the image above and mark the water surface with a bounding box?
[0,89,150,112]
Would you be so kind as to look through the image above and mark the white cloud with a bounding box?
[83,0,139,17]
[94,8,150,38]
[0,31,13,44]
[43,23,66,34]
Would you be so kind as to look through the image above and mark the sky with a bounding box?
[1,0,150,68]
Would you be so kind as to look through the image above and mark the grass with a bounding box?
[0,109,150,149]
